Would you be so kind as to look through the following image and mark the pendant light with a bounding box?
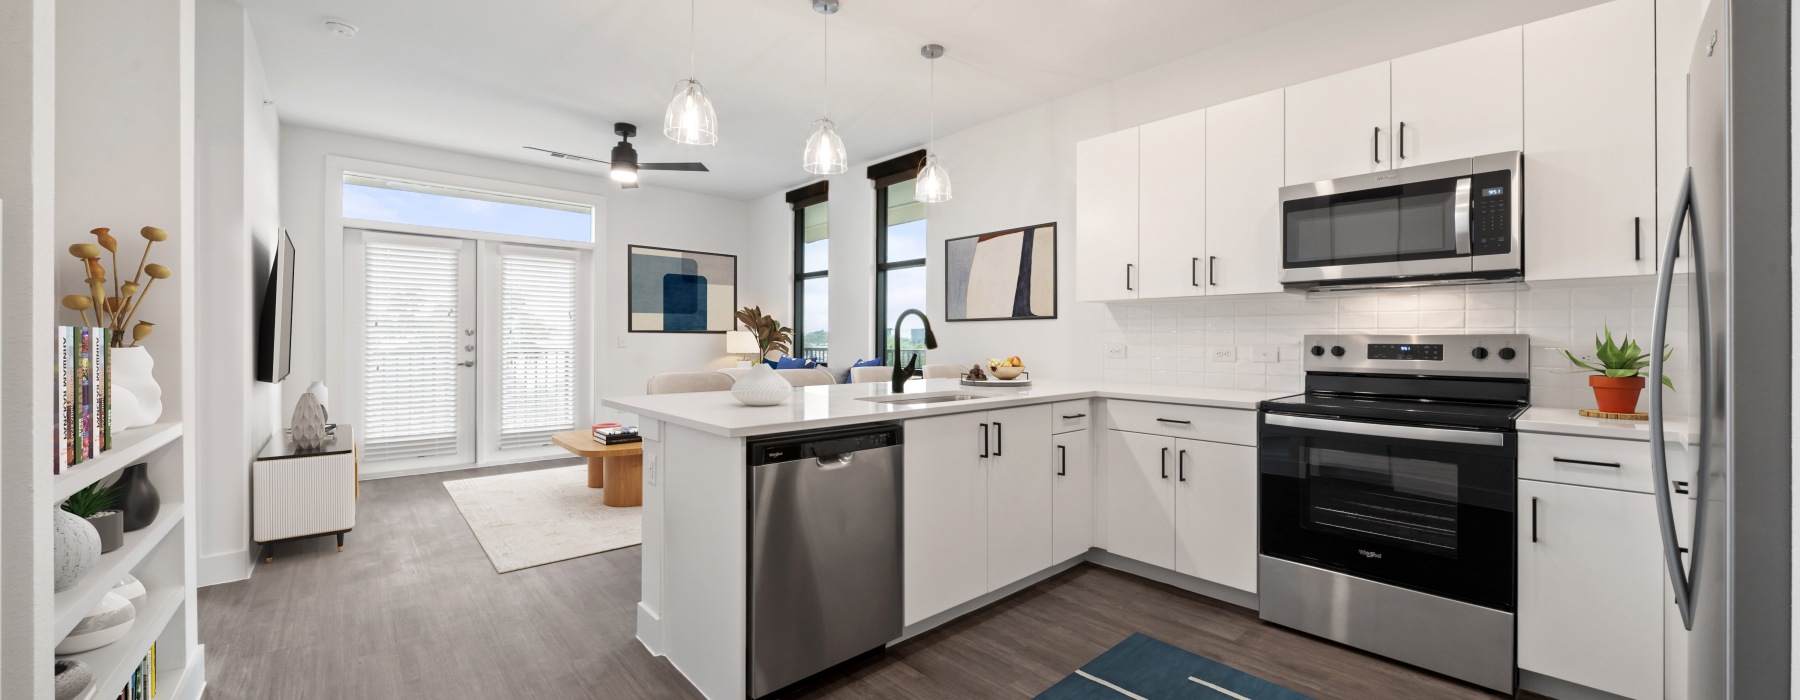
[916,44,952,203]
[802,0,848,175]
[663,0,718,145]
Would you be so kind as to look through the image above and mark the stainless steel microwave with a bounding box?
[1279,151,1522,291]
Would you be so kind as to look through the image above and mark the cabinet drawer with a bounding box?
[1104,400,1255,446]
[1519,432,1656,494]
[1052,400,1091,434]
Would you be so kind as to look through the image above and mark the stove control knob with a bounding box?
[1310,345,1325,357]
[1498,347,1517,361]
[1470,347,1489,360]
[1330,346,1345,358]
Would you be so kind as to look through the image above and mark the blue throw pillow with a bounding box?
[775,355,817,370]
[844,358,883,383]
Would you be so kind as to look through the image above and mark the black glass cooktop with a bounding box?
[1261,392,1527,431]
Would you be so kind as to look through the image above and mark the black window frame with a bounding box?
[871,150,928,367]
[787,181,829,365]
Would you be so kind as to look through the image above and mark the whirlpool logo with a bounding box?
[1358,549,1383,559]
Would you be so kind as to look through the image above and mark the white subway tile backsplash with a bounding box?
[1418,310,1466,329]
[1377,311,1419,329]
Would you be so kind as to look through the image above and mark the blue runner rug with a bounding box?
[1036,633,1314,699]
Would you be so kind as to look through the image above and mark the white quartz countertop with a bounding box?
[602,378,1287,438]
[1517,406,1696,444]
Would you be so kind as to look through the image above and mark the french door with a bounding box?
[348,229,586,471]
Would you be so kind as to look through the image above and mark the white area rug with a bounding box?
[443,465,642,573]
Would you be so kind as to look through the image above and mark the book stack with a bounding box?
[56,326,113,474]
[593,425,641,445]
[110,642,156,699]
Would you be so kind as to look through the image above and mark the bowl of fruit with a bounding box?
[988,356,1027,380]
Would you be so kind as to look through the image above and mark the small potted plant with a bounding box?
[63,480,125,554]
[1559,327,1674,414]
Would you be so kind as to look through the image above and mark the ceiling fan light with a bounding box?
[802,118,848,175]
[917,154,952,203]
[610,162,640,183]
[662,79,718,146]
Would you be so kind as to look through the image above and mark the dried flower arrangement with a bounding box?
[60,226,173,347]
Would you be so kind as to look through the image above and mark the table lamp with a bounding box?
[726,330,760,368]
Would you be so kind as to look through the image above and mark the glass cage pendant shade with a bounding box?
[802,118,848,175]
[916,154,952,202]
[662,79,718,146]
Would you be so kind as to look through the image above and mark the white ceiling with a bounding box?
[243,0,1356,200]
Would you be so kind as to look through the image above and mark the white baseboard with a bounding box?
[1084,549,1260,611]
[358,454,580,481]
[636,602,663,656]
[198,549,254,587]
[175,645,207,700]
[896,553,1088,644]
[1518,669,1632,700]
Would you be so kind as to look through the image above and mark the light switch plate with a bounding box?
[1209,346,1237,362]
[1251,346,1279,363]
[617,334,629,348]
[1105,344,1128,359]
[646,456,658,486]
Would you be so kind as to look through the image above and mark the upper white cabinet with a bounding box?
[1052,428,1095,563]
[1075,128,1141,302]
[1285,62,1391,186]
[985,404,1055,591]
[1204,89,1286,296]
[1390,27,1523,166]
[1138,110,1209,299]
[1172,439,1258,593]
[1524,0,1658,280]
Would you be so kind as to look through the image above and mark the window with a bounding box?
[875,158,928,367]
[360,235,472,463]
[497,248,579,449]
[343,173,594,243]
[789,181,830,365]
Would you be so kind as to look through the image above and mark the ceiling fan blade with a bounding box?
[525,146,608,165]
[637,162,709,172]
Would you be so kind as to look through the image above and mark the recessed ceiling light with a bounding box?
[323,19,359,38]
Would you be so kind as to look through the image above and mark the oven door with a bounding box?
[1259,411,1515,611]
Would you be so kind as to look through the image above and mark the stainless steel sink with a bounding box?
[857,392,989,406]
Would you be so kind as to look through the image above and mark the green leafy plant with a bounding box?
[733,306,792,358]
[1558,326,1675,390]
[61,480,123,519]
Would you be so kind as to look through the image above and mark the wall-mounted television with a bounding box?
[256,230,295,383]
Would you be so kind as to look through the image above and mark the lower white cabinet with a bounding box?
[986,404,1055,591]
[1518,477,1663,700]
[1103,430,1178,569]
[1052,429,1095,563]
[1102,425,1258,592]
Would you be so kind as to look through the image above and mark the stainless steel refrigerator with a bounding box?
[1649,0,1791,697]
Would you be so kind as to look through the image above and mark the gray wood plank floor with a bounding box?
[199,460,1522,699]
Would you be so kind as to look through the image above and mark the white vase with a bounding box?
[732,364,792,406]
[306,379,331,418]
[109,346,163,429]
[53,509,100,592]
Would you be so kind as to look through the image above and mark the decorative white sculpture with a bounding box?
[731,364,792,406]
[291,392,329,449]
[108,347,163,429]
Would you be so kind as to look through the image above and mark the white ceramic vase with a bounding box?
[109,346,163,429]
[306,379,331,418]
[53,509,100,592]
[732,364,792,406]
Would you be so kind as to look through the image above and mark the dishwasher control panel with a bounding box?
[748,423,903,465]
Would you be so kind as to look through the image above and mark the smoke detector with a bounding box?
[323,19,359,38]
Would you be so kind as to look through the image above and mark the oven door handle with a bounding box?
[1263,413,1505,447]
[1453,176,1472,255]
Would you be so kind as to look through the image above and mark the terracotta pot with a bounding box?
[1589,375,1647,414]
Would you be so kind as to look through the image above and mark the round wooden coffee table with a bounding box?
[551,430,643,507]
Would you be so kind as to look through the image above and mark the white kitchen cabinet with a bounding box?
[903,412,989,625]
[1518,478,1664,700]
[1052,429,1094,563]
[1203,89,1286,296]
[1524,0,1658,281]
[986,404,1054,590]
[1103,430,1176,569]
[1137,109,1208,299]
[1390,27,1523,167]
[1076,128,1141,302]
[1285,62,1391,185]
[1173,439,1258,594]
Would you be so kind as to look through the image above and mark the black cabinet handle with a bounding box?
[1061,413,1087,420]
[980,423,989,458]
[1125,264,1133,291]
[1531,496,1539,543]
[1178,449,1188,482]
[1057,445,1067,476]
[1398,121,1406,160]
[1674,480,1690,495]
[1553,457,1621,469]
[1160,447,1169,479]
[1191,258,1199,287]
[994,422,1003,456]
[1634,216,1642,260]
[1373,126,1381,164]
[1208,256,1217,286]
[1156,418,1191,425]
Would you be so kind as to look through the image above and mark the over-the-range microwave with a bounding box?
[1279,151,1521,292]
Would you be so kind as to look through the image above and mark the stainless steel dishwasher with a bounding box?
[747,423,903,698]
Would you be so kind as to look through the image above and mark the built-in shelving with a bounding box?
[53,502,186,641]
[67,587,184,700]
[53,421,184,502]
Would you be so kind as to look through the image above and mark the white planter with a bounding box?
[731,364,792,407]
[53,509,100,592]
[109,346,163,429]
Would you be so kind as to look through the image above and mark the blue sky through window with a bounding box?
[343,177,593,243]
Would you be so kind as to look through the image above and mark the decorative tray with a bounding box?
[960,372,1031,388]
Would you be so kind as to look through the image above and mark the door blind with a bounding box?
[498,251,578,449]
[362,241,463,461]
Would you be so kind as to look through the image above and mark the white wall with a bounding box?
[194,0,280,586]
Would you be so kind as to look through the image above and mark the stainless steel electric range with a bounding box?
[1257,333,1529,694]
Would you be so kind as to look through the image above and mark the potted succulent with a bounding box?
[1559,327,1674,414]
[63,480,125,554]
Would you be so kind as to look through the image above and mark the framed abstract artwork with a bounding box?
[944,223,1057,322]
[627,245,737,333]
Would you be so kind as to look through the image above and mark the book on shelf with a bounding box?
[54,326,115,474]
[593,426,640,444]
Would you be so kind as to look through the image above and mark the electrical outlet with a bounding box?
[1209,346,1237,362]
[1251,346,1279,363]
[1105,344,1128,359]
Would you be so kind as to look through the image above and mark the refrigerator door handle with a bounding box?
[1650,168,1711,631]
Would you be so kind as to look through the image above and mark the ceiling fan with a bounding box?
[527,122,709,189]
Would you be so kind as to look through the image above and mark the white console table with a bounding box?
[253,424,358,562]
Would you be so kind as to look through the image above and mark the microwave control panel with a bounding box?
[1469,170,1512,255]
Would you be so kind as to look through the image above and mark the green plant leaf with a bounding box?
[61,480,122,518]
